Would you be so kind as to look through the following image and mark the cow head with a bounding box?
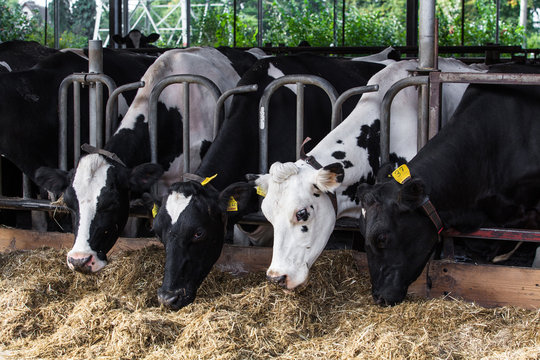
[356,173,439,306]
[35,155,163,273]
[153,177,257,310]
[112,29,160,49]
[253,161,343,290]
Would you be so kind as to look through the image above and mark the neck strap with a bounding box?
[81,143,127,167]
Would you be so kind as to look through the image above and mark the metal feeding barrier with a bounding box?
[379,71,540,247]
[257,74,378,174]
[0,41,144,217]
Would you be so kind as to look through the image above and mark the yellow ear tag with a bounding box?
[256,186,266,197]
[391,164,411,184]
[201,174,218,186]
[152,203,159,218]
[227,196,238,212]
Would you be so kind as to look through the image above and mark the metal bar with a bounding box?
[445,228,540,243]
[380,76,428,164]
[258,75,339,173]
[418,0,436,70]
[213,84,258,139]
[58,75,73,171]
[428,75,442,139]
[74,82,81,165]
[22,175,31,199]
[331,85,379,129]
[257,0,263,47]
[432,71,540,85]
[296,82,305,159]
[106,81,145,141]
[148,74,221,164]
[0,197,70,212]
[88,41,103,147]
[183,82,190,173]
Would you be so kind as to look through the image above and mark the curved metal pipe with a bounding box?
[213,84,258,139]
[380,76,428,164]
[331,84,379,128]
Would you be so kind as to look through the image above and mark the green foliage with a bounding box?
[437,0,525,46]
[345,6,405,46]
[72,0,96,39]
[0,0,41,42]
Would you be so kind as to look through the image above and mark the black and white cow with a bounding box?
[35,47,263,273]
[250,58,486,291]
[357,63,540,306]
[0,40,58,73]
[112,30,161,49]
[149,53,388,309]
[0,48,156,228]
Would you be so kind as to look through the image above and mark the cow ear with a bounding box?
[129,163,163,192]
[218,182,259,223]
[248,173,270,196]
[376,162,395,183]
[399,178,426,209]
[112,34,125,44]
[315,162,344,193]
[34,167,71,195]
[356,183,375,207]
[146,33,160,43]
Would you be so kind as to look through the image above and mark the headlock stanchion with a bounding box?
[214,84,258,138]
[258,75,339,174]
[147,74,222,174]
[106,81,145,140]
[379,75,429,164]
[379,71,540,255]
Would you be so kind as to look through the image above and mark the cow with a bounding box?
[356,63,540,306]
[247,58,486,291]
[112,29,161,49]
[147,53,388,310]
[34,47,263,274]
[0,40,58,73]
[0,48,157,228]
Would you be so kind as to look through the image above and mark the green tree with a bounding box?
[0,0,40,42]
[72,0,96,39]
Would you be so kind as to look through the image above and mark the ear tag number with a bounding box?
[227,196,238,212]
[152,203,159,218]
[391,164,411,184]
[256,186,266,197]
[201,173,218,186]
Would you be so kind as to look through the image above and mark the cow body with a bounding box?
[0,40,58,73]
[253,58,486,290]
[35,47,262,273]
[151,53,388,309]
[358,63,540,306]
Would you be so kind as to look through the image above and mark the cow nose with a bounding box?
[157,288,178,308]
[267,274,288,288]
[67,255,93,272]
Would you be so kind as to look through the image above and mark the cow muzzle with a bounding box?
[66,252,106,273]
[157,287,195,310]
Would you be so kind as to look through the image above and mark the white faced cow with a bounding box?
[35,47,262,273]
[253,58,487,290]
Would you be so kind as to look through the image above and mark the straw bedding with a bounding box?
[0,246,539,359]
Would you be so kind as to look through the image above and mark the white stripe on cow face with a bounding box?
[69,154,111,264]
[267,63,297,94]
[166,191,192,225]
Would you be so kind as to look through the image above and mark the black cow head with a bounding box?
[112,29,160,48]
[357,171,439,306]
[35,156,163,273]
[152,178,257,310]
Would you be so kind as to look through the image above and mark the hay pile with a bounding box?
[0,246,539,359]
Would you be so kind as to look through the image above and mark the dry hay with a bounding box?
[0,246,539,360]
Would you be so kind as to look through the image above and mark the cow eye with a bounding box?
[192,230,206,243]
[375,233,388,249]
[296,208,309,222]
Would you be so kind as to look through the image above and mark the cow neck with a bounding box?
[299,138,338,216]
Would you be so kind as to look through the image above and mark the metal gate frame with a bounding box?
[379,71,540,245]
